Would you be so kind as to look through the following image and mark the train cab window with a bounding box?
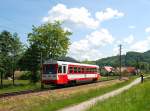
[69,67,73,73]
[74,67,77,73]
[58,65,62,73]
[63,66,66,73]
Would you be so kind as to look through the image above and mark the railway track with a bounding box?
[0,78,118,99]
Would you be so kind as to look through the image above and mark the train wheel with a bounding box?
[92,78,97,83]
[69,80,77,86]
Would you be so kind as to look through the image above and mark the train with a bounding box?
[42,59,100,85]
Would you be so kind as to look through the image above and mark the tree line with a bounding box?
[0,21,72,86]
[95,51,150,73]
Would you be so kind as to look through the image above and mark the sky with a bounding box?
[0,0,150,61]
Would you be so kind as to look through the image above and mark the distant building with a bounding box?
[115,67,137,75]
[103,66,114,73]
[100,66,114,76]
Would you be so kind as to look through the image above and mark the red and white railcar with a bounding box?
[42,60,100,85]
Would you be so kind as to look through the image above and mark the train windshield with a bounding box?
[43,64,57,74]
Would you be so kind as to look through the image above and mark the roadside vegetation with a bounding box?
[34,80,132,111]
[0,80,41,94]
[87,77,150,111]
[0,76,118,94]
[0,78,135,111]
[0,21,71,86]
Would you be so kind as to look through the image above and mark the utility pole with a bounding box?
[136,56,139,75]
[40,52,44,89]
[12,50,15,85]
[119,44,122,80]
[0,72,2,87]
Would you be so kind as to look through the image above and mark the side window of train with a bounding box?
[58,65,62,73]
[69,67,73,73]
[63,66,66,73]
[82,67,84,73]
[74,67,77,73]
[78,67,81,73]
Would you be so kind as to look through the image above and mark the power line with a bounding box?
[0,25,28,36]
[0,25,18,32]
[0,16,31,30]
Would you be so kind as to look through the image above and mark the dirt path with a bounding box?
[58,77,147,111]
[0,79,122,111]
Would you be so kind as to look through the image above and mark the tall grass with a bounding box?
[87,78,150,111]
[30,80,132,111]
[0,76,119,94]
[0,80,41,94]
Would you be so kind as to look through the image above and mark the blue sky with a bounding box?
[1,0,150,60]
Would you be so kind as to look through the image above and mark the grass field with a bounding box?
[0,76,119,94]
[87,77,150,111]
[0,78,134,111]
[0,80,40,94]
[27,79,133,111]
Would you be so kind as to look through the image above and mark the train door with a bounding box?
[62,65,67,74]
[57,64,68,84]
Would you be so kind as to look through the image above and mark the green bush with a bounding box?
[19,71,32,80]
[30,71,40,83]
[19,71,40,83]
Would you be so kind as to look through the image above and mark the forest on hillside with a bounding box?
[94,51,150,72]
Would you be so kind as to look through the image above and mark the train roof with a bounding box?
[44,59,99,68]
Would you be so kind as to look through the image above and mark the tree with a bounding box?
[18,22,71,83]
[11,33,24,85]
[18,43,41,83]
[0,31,24,86]
[0,31,12,86]
[28,22,72,60]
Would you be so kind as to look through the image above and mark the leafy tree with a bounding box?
[11,33,24,84]
[18,22,71,83]
[0,31,13,85]
[0,31,24,86]
[28,22,72,60]
[18,43,41,83]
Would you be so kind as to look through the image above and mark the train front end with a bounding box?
[42,63,58,85]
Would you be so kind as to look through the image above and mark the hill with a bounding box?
[95,50,150,69]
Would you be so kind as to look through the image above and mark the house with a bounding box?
[100,66,114,76]
[115,67,137,75]
[103,66,114,73]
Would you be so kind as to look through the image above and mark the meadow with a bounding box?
[87,77,150,111]
[0,76,118,94]
[0,78,133,111]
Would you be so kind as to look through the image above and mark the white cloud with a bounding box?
[145,27,150,33]
[128,25,136,29]
[68,28,114,60]
[42,4,124,29]
[130,36,150,52]
[112,35,150,56]
[42,4,99,29]
[63,27,72,32]
[112,40,127,56]
[42,4,125,60]
[95,8,124,22]
[123,35,134,44]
